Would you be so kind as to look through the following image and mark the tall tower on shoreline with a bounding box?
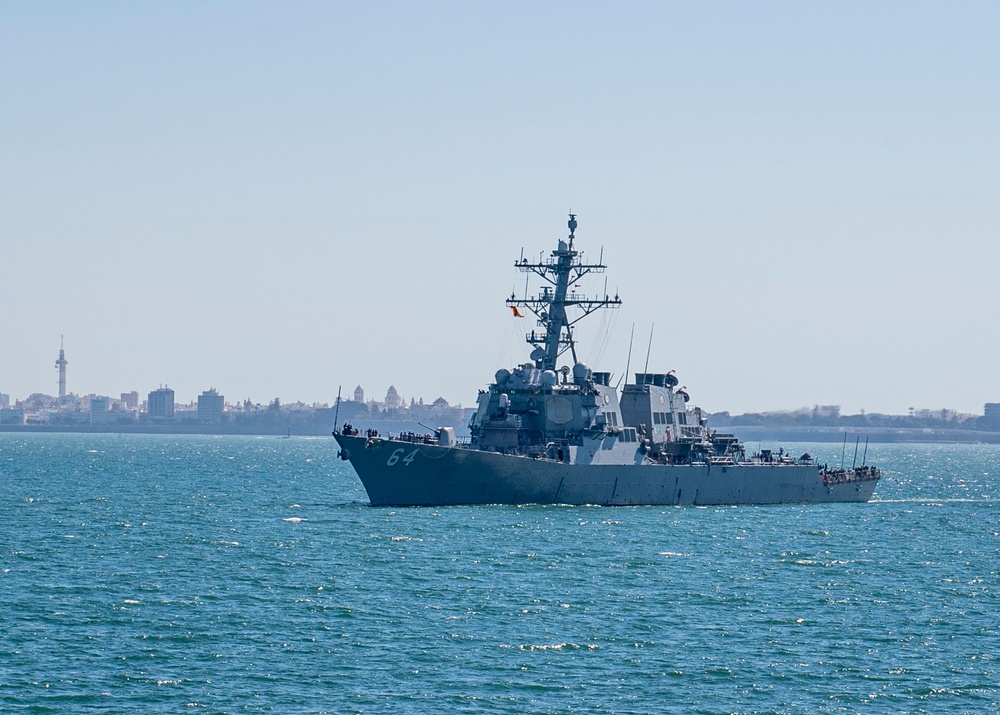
[55,336,68,399]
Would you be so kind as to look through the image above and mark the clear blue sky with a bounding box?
[2,1,998,414]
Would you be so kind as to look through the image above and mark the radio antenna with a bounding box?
[617,323,635,389]
[333,385,342,434]
[643,323,654,375]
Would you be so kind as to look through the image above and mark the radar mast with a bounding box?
[506,214,621,370]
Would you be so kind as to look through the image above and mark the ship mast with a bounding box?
[506,214,621,371]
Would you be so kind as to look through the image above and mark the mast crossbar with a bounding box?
[504,215,621,371]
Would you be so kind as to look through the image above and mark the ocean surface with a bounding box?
[1,434,996,714]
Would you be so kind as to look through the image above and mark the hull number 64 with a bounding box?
[387,448,419,467]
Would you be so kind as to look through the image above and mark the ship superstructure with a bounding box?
[334,215,880,506]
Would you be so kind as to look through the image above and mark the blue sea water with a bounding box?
[0,434,997,714]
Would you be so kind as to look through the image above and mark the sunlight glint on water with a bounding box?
[0,434,996,714]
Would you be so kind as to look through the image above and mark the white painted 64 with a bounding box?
[386,448,419,466]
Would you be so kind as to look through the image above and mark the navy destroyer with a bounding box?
[334,215,880,506]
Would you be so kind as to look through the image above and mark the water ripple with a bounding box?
[0,434,997,713]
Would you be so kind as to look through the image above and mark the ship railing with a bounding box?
[519,257,608,272]
[820,465,881,486]
[743,454,799,466]
[708,456,736,465]
[388,431,474,447]
[519,290,618,305]
[391,431,437,445]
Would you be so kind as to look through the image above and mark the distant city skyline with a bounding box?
[3,3,998,415]
[0,337,991,419]
[0,338,464,411]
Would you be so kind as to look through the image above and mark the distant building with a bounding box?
[984,403,1000,427]
[354,385,365,403]
[0,407,24,425]
[385,385,402,409]
[120,391,140,409]
[148,387,175,419]
[198,388,224,422]
[0,393,9,409]
[176,408,199,422]
[90,396,110,425]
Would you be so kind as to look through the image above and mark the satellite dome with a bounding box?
[495,368,511,385]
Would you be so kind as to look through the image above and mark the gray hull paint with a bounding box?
[335,434,878,507]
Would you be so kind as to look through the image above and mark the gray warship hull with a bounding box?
[334,434,877,507]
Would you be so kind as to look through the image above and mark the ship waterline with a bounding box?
[333,433,878,506]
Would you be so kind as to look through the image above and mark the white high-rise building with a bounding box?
[148,387,175,419]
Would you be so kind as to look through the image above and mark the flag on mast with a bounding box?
[510,306,524,318]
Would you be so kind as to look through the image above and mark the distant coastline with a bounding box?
[4,422,1000,444]
[724,425,1000,445]
[0,417,431,439]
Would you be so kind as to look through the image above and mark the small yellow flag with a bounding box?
[510,306,524,318]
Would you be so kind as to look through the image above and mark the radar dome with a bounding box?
[495,368,511,385]
[540,370,558,387]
